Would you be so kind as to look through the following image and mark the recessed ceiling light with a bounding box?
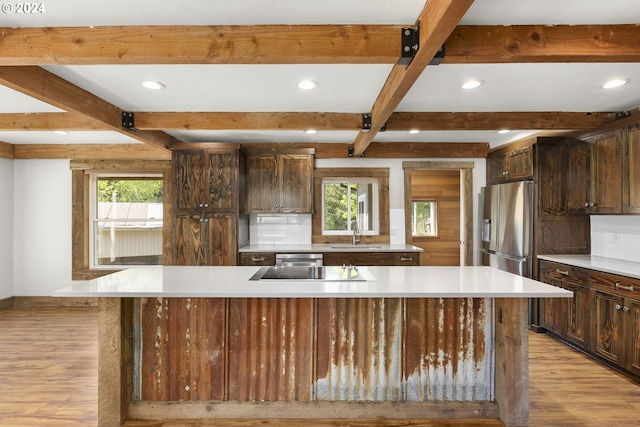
[304,129,317,134]
[298,80,318,90]
[461,79,484,90]
[498,129,510,134]
[409,129,420,134]
[54,130,70,135]
[602,78,629,89]
[142,80,165,90]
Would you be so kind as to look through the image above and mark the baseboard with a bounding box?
[0,296,15,311]
[13,296,98,308]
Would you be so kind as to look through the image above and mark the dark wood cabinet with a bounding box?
[248,152,313,213]
[539,260,590,347]
[324,251,420,266]
[540,260,640,380]
[170,145,247,266]
[623,124,640,214]
[486,144,533,184]
[568,131,623,214]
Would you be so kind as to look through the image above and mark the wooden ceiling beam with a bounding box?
[0,66,177,149]
[0,112,110,131]
[12,143,171,160]
[0,111,616,131]
[0,141,14,159]
[352,0,475,156]
[0,25,401,65]
[445,24,640,63]
[1,24,638,65]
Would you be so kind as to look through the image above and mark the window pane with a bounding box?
[93,177,163,266]
[323,182,350,231]
[412,200,437,237]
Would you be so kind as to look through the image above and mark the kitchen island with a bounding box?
[54,266,571,427]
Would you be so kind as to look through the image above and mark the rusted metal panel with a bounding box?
[315,298,403,401]
[227,298,314,401]
[403,297,493,401]
[139,297,227,401]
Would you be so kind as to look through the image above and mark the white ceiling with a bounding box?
[1,0,640,148]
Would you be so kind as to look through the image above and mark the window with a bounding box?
[89,173,163,267]
[322,178,378,235]
[411,200,438,237]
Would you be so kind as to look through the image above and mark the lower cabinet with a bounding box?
[324,251,420,266]
[540,260,640,379]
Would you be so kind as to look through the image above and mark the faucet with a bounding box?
[352,219,361,245]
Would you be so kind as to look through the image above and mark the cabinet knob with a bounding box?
[623,306,630,313]
[199,204,204,208]
[584,203,589,208]
[556,269,569,276]
[615,304,622,310]
[204,203,209,208]
[589,202,594,207]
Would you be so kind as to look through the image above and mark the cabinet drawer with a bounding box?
[590,271,640,299]
[240,253,276,266]
[394,252,420,266]
[539,260,589,285]
[324,252,394,266]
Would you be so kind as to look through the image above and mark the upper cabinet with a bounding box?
[623,124,640,214]
[568,130,623,214]
[486,144,533,184]
[248,152,313,214]
[174,147,240,214]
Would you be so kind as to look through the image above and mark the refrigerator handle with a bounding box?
[482,219,491,243]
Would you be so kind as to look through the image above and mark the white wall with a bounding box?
[0,158,14,299]
[13,160,75,296]
[591,215,640,263]
[316,157,487,265]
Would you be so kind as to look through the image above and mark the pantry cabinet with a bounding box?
[623,124,640,214]
[169,144,247,266]
[248,152,313,214]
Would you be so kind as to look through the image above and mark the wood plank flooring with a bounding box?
[1,306,639,427]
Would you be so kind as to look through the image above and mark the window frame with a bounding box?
[312,168,389,244]
[71,159,171,280]
[88,171,164,269]
[321,177,379,236]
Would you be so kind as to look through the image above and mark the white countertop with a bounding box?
[53,266,571,298]
[239,244,423,253]
[537,255,640,280]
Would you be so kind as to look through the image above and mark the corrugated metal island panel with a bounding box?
[315,298,403,401]
[139,297,227,401]
[403,298,493,401]
[227,298,314,401]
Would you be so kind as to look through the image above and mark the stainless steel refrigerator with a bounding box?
[480,180,534,277]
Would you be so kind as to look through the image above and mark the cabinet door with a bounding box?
[589,132,622,214]
[623,125,640,213]
[541,276,565,335]
[279,154,313,213]
[564,281,589,348]
[248,155,279,213]
[205,150,236,212]
[206,213,237,266]
[537,142,568,216]
[591,289,624,364]
[506,145,533,181]
[567,141,591,213]
[624,298,640,376]
[174,215,207,266]
[486,154,506,184]
[173,150,206,212]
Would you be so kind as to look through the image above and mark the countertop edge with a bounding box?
[239,244,424,253]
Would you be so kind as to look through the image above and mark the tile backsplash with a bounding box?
[591,216,640,262]
[250,214,312,245]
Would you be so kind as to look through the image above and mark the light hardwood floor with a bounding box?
[1,306,639,427]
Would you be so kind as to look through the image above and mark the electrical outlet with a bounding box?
[608,232,620,244]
